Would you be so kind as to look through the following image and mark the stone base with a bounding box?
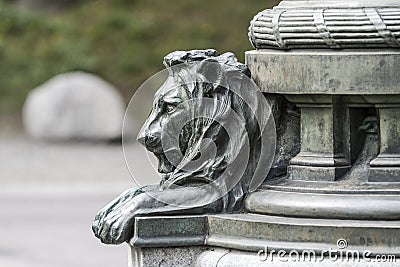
[128,246,207,267]
[128,214,400,266]
[195,248,398,267]
[245,189,400,220]
[369,167,400,182]
[130,246,398,267]
[288,165,350,181]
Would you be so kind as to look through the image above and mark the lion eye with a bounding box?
[165,103,176,113]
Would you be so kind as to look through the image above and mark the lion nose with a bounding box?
[137,127,146,146]
[145,134,159,147]
[137,134,146,147]
[137,129,160,148]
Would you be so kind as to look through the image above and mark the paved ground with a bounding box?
[0,130,159,267]
[0,132,158,188]
[0,193,127,267]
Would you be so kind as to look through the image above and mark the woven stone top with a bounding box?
[249,0,400,49]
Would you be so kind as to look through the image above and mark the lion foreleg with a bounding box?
[95,185,223,244]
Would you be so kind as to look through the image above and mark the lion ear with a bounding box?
[197,59,224,92]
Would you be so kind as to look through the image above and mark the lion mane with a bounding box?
[157,49,270,212]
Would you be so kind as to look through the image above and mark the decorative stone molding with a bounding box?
[128,214,400,266]
[249,6,400,49]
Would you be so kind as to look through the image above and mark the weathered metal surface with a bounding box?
[92,49,276,245]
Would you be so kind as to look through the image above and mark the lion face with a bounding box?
[138,76,186,176]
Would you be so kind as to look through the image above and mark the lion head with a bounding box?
[137,49,274,212]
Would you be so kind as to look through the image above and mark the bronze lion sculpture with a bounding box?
[92,49,291,244]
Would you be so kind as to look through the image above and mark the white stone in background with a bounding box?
[23,71,126,141]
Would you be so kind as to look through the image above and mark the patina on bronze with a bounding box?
[92,49,287,244]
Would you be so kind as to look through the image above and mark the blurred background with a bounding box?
[0,0,279,266]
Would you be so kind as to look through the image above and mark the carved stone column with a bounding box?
[286,95,351,182]
[366,96,400,182]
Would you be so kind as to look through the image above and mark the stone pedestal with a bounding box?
[245,48,400,220]
[241,0,400,261]
[128,215,400,266]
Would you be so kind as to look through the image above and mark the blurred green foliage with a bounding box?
[0,0,279,115]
